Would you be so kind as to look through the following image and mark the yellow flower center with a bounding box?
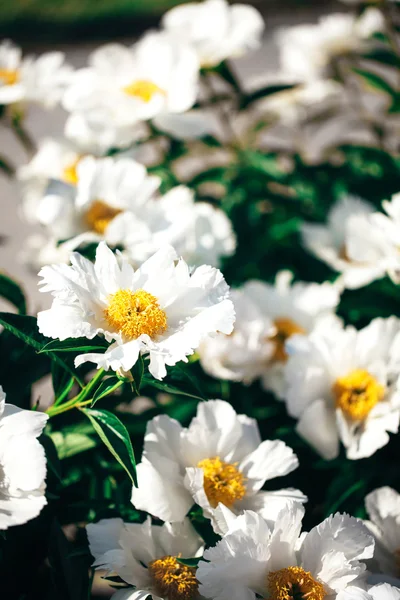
[104,288,167,340]
[332,369,385,421]
[148,555,198,600]
[267,566,326,600]
[84,200,123,234]
[122,79,166,102]
[197,456,246,508]
[0,69,19,85]
[62,156,82,185]
[271,318,306,363]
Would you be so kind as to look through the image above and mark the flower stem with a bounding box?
[46,368,106,417]
[10,112,36,156]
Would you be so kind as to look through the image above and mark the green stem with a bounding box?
[46,368,105,417]
[10,113,36,156]
[53,377,75,407]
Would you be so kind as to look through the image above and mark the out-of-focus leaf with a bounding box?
[241,150,286,180]
[241,83,296,108]
[0,273,26,314]
[50,430,97,460]
[353,67,396,96]
[82,408,137,486]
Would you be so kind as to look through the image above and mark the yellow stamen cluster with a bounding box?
[62,156,82,185]
[104,288,167,341]
[84,200,122,234]
[332,368,385,421]
[0,69,19,85]
[198,456,246,508]
[148,555,198,600]
[122,79,166,102]
[267,566,326,600]
[271,318,306,363]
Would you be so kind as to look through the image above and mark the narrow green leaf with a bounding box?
[0,273,26,314]
[91,377,121,407]
[0,312,83,387]
[82,408,137,486]
[39,337,108,354]
[176,557,202,568]
[51,361,75,405]
[353,67,396,96]
[142,376,205,402]
[241,83,295,108]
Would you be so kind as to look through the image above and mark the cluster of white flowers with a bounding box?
[302,192,400,290]
[3,0,400,598]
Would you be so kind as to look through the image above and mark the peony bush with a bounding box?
[1,0,400,598]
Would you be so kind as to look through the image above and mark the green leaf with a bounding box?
[176,557,202,568]
[0,273,26,314]
[82,408,137,486]
[353,67,396,97]
[241,150,286,180]
[142,376,205,402]
[39,337,108,354]
[51,361,75,405]
[241,83,295,108]
[50,430,97,460]
[91,376,121,407]
[0,312,83,387]
[389,94,400,113]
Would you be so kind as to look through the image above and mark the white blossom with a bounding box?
[131,399,305,533]
[0,386,48,529]
[284,317,400,459]
[197,502,374,600]
[162,0,264,67]
[37,242,235,379]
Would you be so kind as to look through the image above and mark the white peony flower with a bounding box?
[87,516,203,600]
[20,150,235,269]
[131,399,305,533]
[17,138,93,226]
[365,487,400,577]
[339,584,400,600]
[37,242,235,379]
[0,386,48,529]
[198,286,275,383]
[0,40,72,108]
[371,193,400,284]
[197,502,374,600]
[284,317,400,460]
[162,0,264,67]
[110,184,236,268]
[63,32,199,149]
[276,9,385,82]
[200,272,340,398]
[301,196,389,290]
[27,155,161,248]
